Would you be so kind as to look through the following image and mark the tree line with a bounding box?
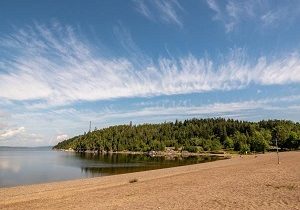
[53,118,300,153]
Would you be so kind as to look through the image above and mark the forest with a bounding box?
[53,118,300,154]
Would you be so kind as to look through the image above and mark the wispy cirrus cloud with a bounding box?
[206,0,300,32]
[11,94,300,133]
[133,0,184,27]
[1,23,300,108]
[134,0,152,20]
[101,94,300,121]
[113,22,151,67]
[206,0,254,32]
[2,93,299,146]
[260,10,280,26]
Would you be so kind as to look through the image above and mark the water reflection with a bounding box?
[0,148,224,188]
[73,153,222,176]
[0,160,21,173]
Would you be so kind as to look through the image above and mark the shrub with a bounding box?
[240,144,250,154]
[224,137,234,149]
[211,138,222,151]
[183,145,198,153]
[250,131,269,152]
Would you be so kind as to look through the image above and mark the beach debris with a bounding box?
[129,178,138,183]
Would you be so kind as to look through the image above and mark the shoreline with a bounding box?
[55,148,233,158]
[2,151,299,209]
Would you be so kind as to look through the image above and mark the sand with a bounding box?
[1,151,300,210]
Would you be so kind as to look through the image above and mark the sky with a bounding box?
[0,0,300,147]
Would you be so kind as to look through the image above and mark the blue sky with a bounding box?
[0,0,300,146]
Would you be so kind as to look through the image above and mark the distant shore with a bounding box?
[2,151,299,210]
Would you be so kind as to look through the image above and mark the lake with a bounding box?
[0,147,224,188]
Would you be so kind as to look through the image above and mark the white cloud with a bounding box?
[133,0,183,27]
[52,94,300,125]
[134,0,152,20]
[207,0,220,15]
[113,23,151,67]
[206,0,298,32]
[207,0,252,32]
[51,94,300,123]
[0,23,300,109]
[2,94,300,146]
[0,72,52,100]
[56,134,68,141]
[102,101,264,120]
[261,11,279,25]
[0,127,25,139]
[0,124,44,146]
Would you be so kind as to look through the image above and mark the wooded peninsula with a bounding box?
[53,118,300,153]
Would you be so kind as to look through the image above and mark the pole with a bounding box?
[89,121,91,132]
[275,138,280,164]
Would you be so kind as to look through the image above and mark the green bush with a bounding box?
[249,131,269,152]
[211,138,222,151]
[183,145,198,153]
[224,137,234,149]
[149,140,165,151]
[240,144,250,154]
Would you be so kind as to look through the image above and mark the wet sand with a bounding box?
[1,151,299,210]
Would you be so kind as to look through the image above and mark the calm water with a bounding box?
[0,147,224,188]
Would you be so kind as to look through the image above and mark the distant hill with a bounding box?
[53,118,300,153]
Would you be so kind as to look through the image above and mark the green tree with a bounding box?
[284,132,300,150]
[53,118,300,154]
[249,131,269,152]
[272,125,289,148]
[233,132,247,151]
[223,137,234,149]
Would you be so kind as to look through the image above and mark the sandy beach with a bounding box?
[1,151,299,210]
